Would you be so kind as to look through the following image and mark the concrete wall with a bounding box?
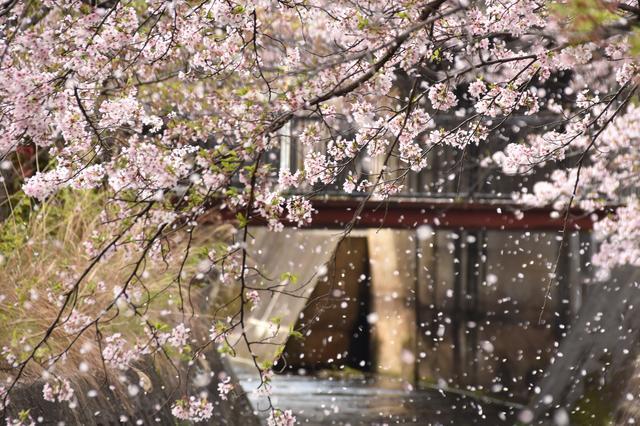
[416,229,587,399]
[6,348,258,426]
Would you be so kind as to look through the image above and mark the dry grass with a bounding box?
[0,190,235,388]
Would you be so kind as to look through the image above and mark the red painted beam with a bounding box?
[303,198,597,230]
[218,197,601,230]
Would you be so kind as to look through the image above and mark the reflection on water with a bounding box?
[237,371,519,425]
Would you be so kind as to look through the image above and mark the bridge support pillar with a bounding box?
[367,229,418,382]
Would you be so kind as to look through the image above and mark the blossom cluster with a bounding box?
[170,396,214,422]
[267,409,297,426]
[42,378,74,404]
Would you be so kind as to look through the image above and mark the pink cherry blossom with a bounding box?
[428,83,458,111]
[42,378,74,403]
[171,396,213,422]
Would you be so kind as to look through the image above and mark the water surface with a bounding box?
[238,372,519,425]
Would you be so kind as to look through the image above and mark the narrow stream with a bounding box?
[237,371,519,425]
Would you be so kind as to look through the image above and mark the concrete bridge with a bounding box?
[235,206,593,404]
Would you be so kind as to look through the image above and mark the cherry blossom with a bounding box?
[42,379,74,403]
[217,377,234,401]
[1,0,640,423]
[101,333,138,370]
[428,83,458,111]
[170,396,214,423]
[267,409,297,426]
[166,324,191,349]
[246,290,261,312]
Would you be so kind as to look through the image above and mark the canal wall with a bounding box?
[5,347,259,425]
[4,279,260,426]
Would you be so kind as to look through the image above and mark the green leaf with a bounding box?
[19,410,31,422]
[289,330,304,340]
[357,15,369,30]
[280,272,298,284]
[260,359,273,370]
[236,212,248,228]
[273,345,286,360]
[431,48,442,63]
